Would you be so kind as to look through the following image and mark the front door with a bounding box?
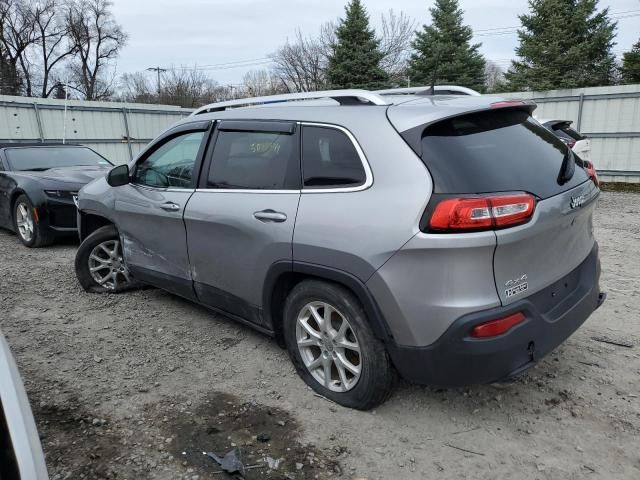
[184,120,301,325]
[114,125,210,299]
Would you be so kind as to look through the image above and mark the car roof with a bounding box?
[179,90,516,134]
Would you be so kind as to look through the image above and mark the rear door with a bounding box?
[114,122,211,299]
[410,107,596,304]
[184,120,301,325]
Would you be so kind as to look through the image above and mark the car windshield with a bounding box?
[5,146,112,171]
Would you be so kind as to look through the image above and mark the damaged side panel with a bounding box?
[114,185,196,299]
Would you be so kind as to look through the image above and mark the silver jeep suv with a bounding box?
[74,88,605,409]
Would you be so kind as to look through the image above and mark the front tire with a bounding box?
[13,194,53,247]
[75,225,133,293]
[283,280,396,410]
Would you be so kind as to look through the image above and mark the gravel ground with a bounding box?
[1,191,639,480]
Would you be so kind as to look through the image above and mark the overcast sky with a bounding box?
[111,0,640,85]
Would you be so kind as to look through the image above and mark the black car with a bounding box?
[0,143,113,247]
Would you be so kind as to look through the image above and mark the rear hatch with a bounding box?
[389,100,598,305]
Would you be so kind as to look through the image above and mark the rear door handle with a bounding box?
[253,209,287,223]
[160,202,181,212]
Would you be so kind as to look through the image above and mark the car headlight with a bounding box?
[44,190,77,199]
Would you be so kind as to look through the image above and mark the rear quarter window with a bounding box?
[302,126,366,188]
[414,109,589,199]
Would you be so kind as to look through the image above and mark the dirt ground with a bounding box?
[1,191,639,480]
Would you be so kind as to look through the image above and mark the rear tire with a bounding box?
[13,194,53,248]
[75,225,135,293]
[283,280,396,410]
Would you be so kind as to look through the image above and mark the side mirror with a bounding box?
[107,164,130,187]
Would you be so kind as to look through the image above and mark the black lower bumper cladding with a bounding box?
[388,244,604,387]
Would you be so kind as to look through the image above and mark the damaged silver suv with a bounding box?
[74,88,605,409]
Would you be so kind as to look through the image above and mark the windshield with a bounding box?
[5,147,112,171]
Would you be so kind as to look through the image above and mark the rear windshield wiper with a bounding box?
[557,148,576,185]
[20,167,51,172]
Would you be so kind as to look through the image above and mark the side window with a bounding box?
[208,130,299,190]
[302,126,366,188]
[133,131,205,188]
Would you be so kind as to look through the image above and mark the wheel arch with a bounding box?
[9,189,32,231]
[263,261,393,347]
[78,211,115,241]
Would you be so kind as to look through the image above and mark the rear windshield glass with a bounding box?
[5,146,111,171]
[550,123,585,142]
[418,109,588,198]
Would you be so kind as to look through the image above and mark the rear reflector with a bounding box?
[429,194,535,232]
[470,312,526,338]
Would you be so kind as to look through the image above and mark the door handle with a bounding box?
[160,202,181,212]
[253,209,287,223]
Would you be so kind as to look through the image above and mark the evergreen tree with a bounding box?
[326,0,388,89]
[408,0,486,92]
[621,39,640,84]
[505,0,617,90]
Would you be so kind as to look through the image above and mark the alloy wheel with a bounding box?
[88,240,130,290]
[296,301,362,392]
[15,203,34,243]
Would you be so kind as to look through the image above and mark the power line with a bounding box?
[473,9,640,37]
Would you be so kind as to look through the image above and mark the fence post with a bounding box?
[576,93,585,132]
[121,107,133,161]
[33,103,45,142]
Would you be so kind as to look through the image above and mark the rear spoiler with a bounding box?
[398,100,537,157]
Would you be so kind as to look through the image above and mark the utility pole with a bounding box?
[146,66,167,96]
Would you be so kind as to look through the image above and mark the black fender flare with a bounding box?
[262,260,393,344]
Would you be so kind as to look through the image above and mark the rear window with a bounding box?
[5,146,111,171]
[549,122,586,142]
[416,109,589,199]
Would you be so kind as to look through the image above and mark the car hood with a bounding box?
[18,165,111,185]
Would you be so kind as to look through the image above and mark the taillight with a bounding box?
[429,194,536,232]
[470,312,526,338]
[583,161,599,187]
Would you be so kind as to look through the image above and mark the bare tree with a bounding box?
[271,30,326,92]
[33,0,76,97]
[378,10,415,85]
[66,0,127,100]
[241,68,286,97]
[0,0,38,95]
[119,71,156,103]
[157,67,229,108]
[484,60,505,92]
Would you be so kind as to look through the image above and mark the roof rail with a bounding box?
[191,89,389,115]
[374,86,481,97]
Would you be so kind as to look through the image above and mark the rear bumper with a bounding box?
[387,243,603,387]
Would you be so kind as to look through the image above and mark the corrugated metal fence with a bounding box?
[492,84,640,183]
[1,84,639,181]
[0,94,191,164]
